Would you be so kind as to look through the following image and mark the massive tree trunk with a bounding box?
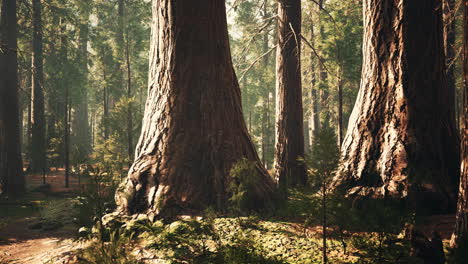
[115,0,276,217]
[30,0,46,172]
[0,0,24,195]
[451,0,468,247]
[335,0,460,213]
[274,0,307,189]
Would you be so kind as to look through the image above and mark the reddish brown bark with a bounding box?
[335,0,459,213]
[274,0,307,189]
[116,0,276,216]
[0,0,24,194]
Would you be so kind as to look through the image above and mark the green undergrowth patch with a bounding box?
[75,187,419,264]
[77,213,364,264]
[0,194,74,233]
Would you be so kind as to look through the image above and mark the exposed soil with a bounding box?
[0,169,82,264]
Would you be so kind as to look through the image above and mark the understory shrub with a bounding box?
[228,158,264,214]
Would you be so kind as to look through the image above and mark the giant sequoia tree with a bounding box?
[0,0,24,194]
[274,0,307,189]
[115,0,276,216]
[452,0,468,247]
[335,0,459,212]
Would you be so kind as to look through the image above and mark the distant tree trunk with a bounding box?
[317,0,329,129]
[61,17,70,188]
[335,0,459,213]
[0,0,24,195]
[261,3,269,167]
[26,82,31,158]
[443,0,457,128]
[30,0,46,172]
[74,2,91,160]
[451,0,468,247]
[116,0,125,98]
[337,65,343,146]
[125,29,133,166]
[115,0,276,217]
[102,62,109,140]
[274,0,307,189]
[309,22,320,151]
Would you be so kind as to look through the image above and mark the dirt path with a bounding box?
[0,220,77,264]
[0,170,82,264]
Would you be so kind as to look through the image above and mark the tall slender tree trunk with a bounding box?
[451,0,468,247]
[125,30,134,166]
[335,0,459,214]
[26,82,31,160]
[337,65,343,146]
[75,1,91,160]
[274,0,307,190]
[60,17,70,188]
[116,0,125,98]
[317,0,329,129]
[115,0,276,217]
[102,62,109,140]
[309,21,320,151]
[30,0,46,173]
[261,3,269,167]
[0,0,24,195]
[443,0,457,128]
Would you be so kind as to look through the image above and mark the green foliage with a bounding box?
[350,233,420,264]
[137,218,285,264]
[75,166,120,227]
[92,96,142,178]
[308,126,340,190]
[228,159,263,214]
[34,199,79,230]
[76,230,141,264]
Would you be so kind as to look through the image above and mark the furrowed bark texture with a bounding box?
[452,0,468,246]
[335,0,460,213]
[116,0,276,216]
[274,0,307,188]
[0,0,24,194]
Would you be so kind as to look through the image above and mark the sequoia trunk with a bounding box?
[274,0,307,189]
[0,0,24,194]
[116,0,276,216]
[335,0,460,213]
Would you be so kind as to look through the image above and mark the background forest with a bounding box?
[0,0,467,263]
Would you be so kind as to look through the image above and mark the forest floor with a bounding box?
[0,170,458,264]
[0,169,82,264]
